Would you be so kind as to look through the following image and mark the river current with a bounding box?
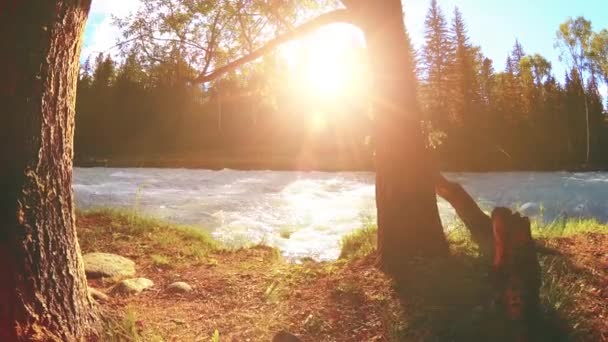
[74,168,608,260]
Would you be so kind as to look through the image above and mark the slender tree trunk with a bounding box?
[575,64,591,165]
[347,0,448,274]
[0,1,97,340]
[584,93,590,164]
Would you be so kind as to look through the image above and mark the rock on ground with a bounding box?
[83,252,136,279]
[166,281,193,294]
[89,288,109,303]
[111,278,154,295]
[272,331,302,342]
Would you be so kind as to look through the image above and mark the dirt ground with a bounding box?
[78,213,608,341]
[539,233,608,341]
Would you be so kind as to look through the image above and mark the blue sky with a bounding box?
[82,0,607,93]
[404,0,608,82]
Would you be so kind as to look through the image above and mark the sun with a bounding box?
[278,24,367,132]
[280,23,366,100]
[304,50,350,95]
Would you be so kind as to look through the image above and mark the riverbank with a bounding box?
[74,153,374,172]
[78,210,608,341]
[74,153,608,173]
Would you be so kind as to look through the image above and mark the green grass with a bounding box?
[150,254,172,268]
[339,224,377,260]
[77,208,219,266]
[78,207,216,243]
[339,217,608,261]
[532,217,607,238]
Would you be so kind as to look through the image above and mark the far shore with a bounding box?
[74,155,608,173]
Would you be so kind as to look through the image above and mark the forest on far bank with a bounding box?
[75,0,608,171]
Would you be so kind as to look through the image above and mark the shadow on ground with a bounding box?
[384,239,605,342]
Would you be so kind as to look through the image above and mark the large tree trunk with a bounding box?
[0,1,97,340]
[347,0,448,274]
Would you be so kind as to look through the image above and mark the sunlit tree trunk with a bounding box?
[346,0,449,274]
[0,1,98,340]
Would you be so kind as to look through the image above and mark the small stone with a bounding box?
[272,331,302,342]
[111,278,154,296]
[166,282,193,294]
[88,288,109,303]
[83,253,136,279]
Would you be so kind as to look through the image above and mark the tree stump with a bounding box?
[436,175,543,340]
[491,208,541,341]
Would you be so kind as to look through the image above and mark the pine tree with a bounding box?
[505,55,514,74]
[449,7,477,127]
[565,68,587,164]
[79,56,93,88]
[116,53,145,85]
[76,57,94,159]
[402,15,419,110]
[88,54,117,156]
[505,42,528,141]
[479,57,495,107]
[502,55,521,126]
[404,19,419,97]
[510,39,526,75]
[477,56,496,157]
[92,53,116,89]
[586,77,605,162]
[421,0,453,134]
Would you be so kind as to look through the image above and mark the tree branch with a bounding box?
[192,9,354,84]
[436,173,494,256]
[201,10,223,77]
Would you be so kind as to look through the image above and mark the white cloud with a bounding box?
[81,0,141,60]
[81,17,120,60]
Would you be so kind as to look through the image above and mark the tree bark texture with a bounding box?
[345,0,449,274]
[0,1,97,340]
